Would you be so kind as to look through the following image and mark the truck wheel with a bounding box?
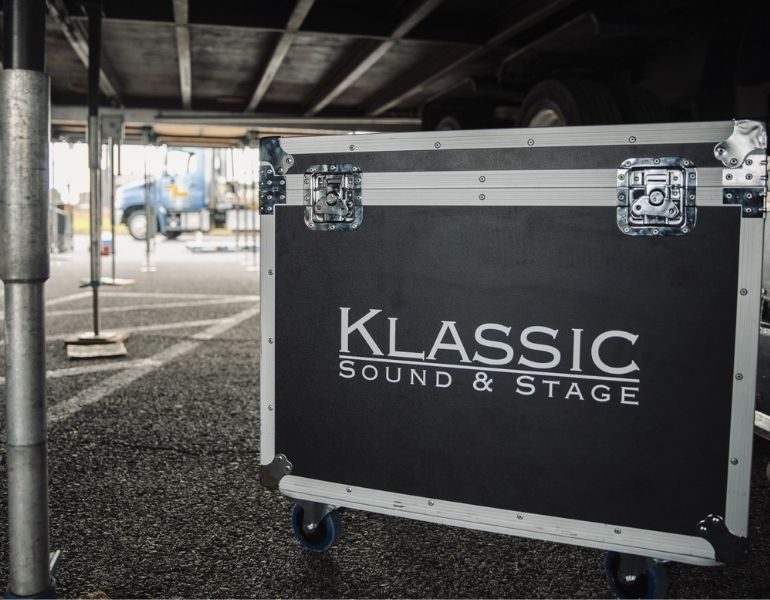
[162,231,182,240]
[518,79,623,127]
[610,84,667,124]
[421,98,500,131]
[126,210,149,240]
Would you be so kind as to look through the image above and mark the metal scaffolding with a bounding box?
[0,0,56,596]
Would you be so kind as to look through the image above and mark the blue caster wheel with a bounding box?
[290,503,343,552]
[604,551,668,599]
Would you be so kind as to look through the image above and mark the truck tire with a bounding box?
[162,231,182,240]
[126,209,152,241]
[421,98,499,131]
[610,84,667,124]
[517,79,623,127]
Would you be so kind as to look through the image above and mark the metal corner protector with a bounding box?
[259,137,294,215]
[696,513,749,564]
[259,453,293,490]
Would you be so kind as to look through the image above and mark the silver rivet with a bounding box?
[689,194,695,200]
[479,194,486,201]
[747,193,753,199]
[746,159,753,166]
[309,223,315,228]
[479,176,486,182]
[304,178,309,184]
[681,226,689,233]
[527,138,534,146]
[730,158,738,165]
[329,224,336,230]
[731,458,739,465]
[346,487,352,493]
[726,173,733,180]
[267,180,273,185]
[740,288,748,295]
[735,373,743,380]
[688,172,696,179]
[618,194,625,201]
[745,208,753,214]
[628,136,636,143]
[683,160,690,166]
[268,338,273,344]
[279,195,285,200]
[268,269,274,275]
[428,500,434,506]
[716,147,726,155]
[268,405,273,411]
[330,165,337,171]
[434,142,441,148]
[286,157,293,164]
[726,192,733,200]
[516,514,523,520]
[352,223,358,229]
[267,206,272,212]
[653,158,660,164]
[614,528,622,534]
[304,195,310,201]
[349,144,355,151]
[618,174,625,181]
[746,174,753,180]
[623,227,630,233]
[652,229,660,235]
[308,167,316,172]
[267,194,272,200]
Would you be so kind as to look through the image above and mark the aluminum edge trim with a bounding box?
[259,214,276,464]
[725,217,763,534]
[285,186,726,207]
[280,121,736,154]
[280,475,718,565]
[287,168,725,190]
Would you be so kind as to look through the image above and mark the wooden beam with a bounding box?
[245,0,315,112]
[46,0,123,106]
[172,0,192,110]
[305,0,445,116]
[365,0,577,116]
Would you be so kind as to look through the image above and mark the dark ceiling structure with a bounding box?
[0,0,577,143]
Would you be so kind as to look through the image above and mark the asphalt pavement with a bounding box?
[0,234,768,599]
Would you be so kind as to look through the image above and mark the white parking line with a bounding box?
[0,358,163,385]
[45,296,260,318]
[99,291,258,300]
[48,306,259,424]
[0,317,231,348]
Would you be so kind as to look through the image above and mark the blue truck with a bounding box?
[116,146,251,240]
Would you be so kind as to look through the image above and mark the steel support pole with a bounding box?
[86,3,102,336]
[107,136,116,280]
[0,0,53,596]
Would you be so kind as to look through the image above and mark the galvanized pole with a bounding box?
[86,2,102,336]
[0,0,55,597]
[107,135,116,280]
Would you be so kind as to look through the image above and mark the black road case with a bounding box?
[258,120,767,596]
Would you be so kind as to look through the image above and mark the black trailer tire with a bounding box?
[611,84,667,124]
[421,99,500,131]
[162,231,182,240]
[126,209,149,241]
[518,79,623,127]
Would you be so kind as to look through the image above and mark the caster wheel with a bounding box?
[604,551,668,599]
[290,504,343,552]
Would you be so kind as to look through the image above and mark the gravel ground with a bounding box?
[0,234,768,598]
